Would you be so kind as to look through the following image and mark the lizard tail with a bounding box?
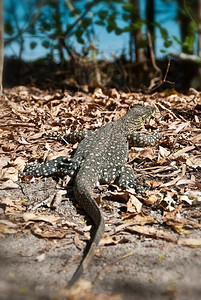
[68,186,105,287]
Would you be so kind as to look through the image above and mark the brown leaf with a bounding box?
[122,212,157,226]
[100,233,118,246]
[170,146,195,159]
[186,156,201,169]
[22,212,61,225]
[178,238,201,248]
[143,190,162,206]
[159,146,171,158]
[0,167,18,182]
[0,180,19,189]
[17,137,30,145]
[127,225,177,242]
[0,156,10,168]
[127,195,142,213]
[74,232,84,249]
[31,224,67,239]
[108,88,120,99]
[13,157,26,172]
[163,212,201,229]
[60,279,92,300]
[0,224,17,237]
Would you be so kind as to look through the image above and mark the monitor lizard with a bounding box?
[20,105,163,286]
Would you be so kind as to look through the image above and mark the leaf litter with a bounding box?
[0,86,201,299]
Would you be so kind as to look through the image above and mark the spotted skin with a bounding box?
[22,156,80,177]
[43,130,92,144]
[20,105,163,286]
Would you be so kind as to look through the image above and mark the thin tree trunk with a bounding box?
[0,0,4,97]
[146,0,155,58]
[198,0,201,57]
[197,0,201,86]
[177,0,195,54]
[129,0,147,87]
[130,0,147,63]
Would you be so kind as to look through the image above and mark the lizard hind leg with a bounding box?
[19,156,80,178]
[116,165,148,194]
[57,157,81,176]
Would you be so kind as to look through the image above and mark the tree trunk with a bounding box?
[197,0,201,87]
[0,0,4,97]
[198,0,201,57]
[129,0,147,87]
[177,0,196,54]
[146,0,155,57]
[130,0,147,63]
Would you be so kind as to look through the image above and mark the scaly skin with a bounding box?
[20,105,163,286]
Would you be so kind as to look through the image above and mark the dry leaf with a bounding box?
[0,224,17,237]
[143,190,162,206]
[22,212,61,225]
[0,167,18,182]
[31,224,67,238]
[127,225,177,242]
[74,232,84,249]
[0,219,18,228]
[0,180,19,189]
[36,253,46,262]
[171,146,195,159]
[122,212,157,226]
[159,146,171,158]
[178,238,201,248]
[100,233,118,246]
[186,156,201,168]
[127,195,142,213]
[13,157,26,172]
[60,279,92,300]
[108,88,120,99]
[180,191,201,205]
[0,156,10,168]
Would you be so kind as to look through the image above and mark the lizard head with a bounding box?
[121,105,154,134]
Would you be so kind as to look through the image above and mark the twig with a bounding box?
[156,102,188,122]
[146,60,174,93]
[0,122,36,127]
[61,1,96,37]
[183,0,198,31]
[147,30,162,79]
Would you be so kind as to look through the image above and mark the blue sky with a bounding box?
[4,0,182,61]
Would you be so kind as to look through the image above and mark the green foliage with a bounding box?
[42,40,50,49]
[4,0,198,61]
[81,18,92,29]
[30,41,37,49]
[75,29,84,44]
[131,19,145,31]
[95,20,105,26]
[122,13,131,21]
[122,2,134,13]
[155,23,172,48]
[98,10,108,20]
[5,22,14,35]
[183,21,196,52]
[70,8,82,17]
[172,36,182,45]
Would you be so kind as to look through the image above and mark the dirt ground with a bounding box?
[0,87,201,300]
[0,182,201,300]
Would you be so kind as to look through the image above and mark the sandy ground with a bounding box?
[0,181,201,300]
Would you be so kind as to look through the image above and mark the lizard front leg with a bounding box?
[44,130,92,144]
[128,132,164,147]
